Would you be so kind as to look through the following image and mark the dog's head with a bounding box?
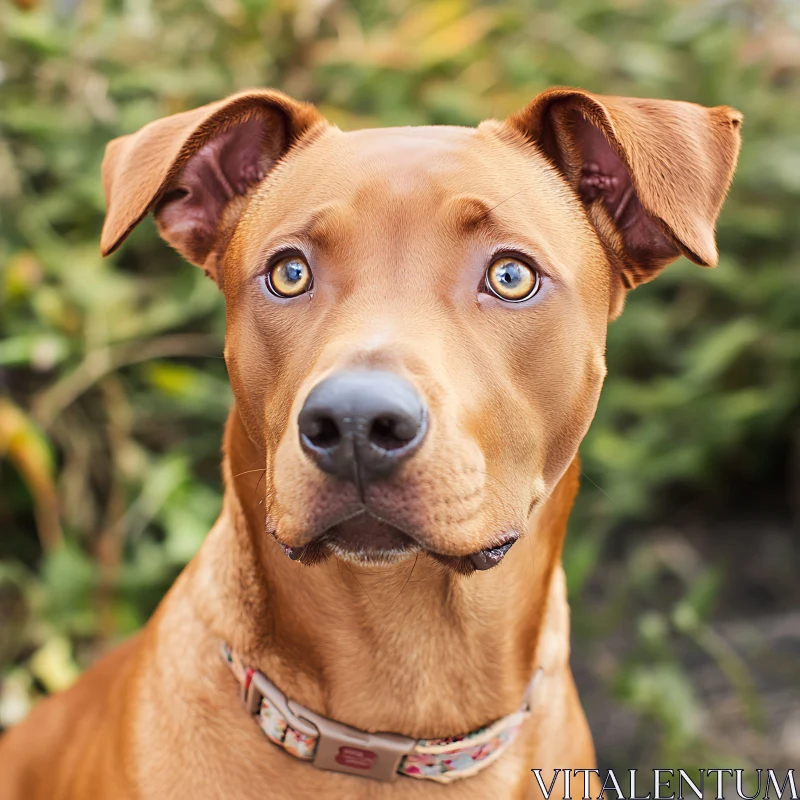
[102,89,740,572]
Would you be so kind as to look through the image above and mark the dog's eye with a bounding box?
[485,257,540,302]
[267,256,313,298]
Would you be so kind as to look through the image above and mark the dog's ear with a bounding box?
[506,88,742,299]
[100,90,325,283]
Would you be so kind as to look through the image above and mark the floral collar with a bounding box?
[222,643,541,784]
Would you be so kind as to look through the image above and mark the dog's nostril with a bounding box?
[305,417,341,449]
[369,416,414,451]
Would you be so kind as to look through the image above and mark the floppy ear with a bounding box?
[100,90,325,283]
[506,88,742,297]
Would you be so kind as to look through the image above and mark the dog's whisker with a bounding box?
[344,562,377,609]
[485,184,533,213]
[579,470,611,499]
[231,467,268,479]
[476,470,523,525]
[252,469,268,502]
[526,526,537,578]
[378,553,419,613]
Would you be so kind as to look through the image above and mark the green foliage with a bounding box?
[1,0,798,766]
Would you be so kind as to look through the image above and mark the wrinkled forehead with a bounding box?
[230,123,596,279]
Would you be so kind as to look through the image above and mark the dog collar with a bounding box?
[222,643,541,784]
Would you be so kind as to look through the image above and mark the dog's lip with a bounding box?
[282,543,306,561]
[276,513,519,572]
[468,539,517,570]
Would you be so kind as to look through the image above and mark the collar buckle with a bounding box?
[291,703,416,782]
[246,669,415,781]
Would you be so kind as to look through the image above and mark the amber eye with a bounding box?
[485,257,540,302]
[267,256,313,298]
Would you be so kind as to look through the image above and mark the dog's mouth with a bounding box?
[276,512,517,574]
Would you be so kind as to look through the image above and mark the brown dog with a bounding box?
[0,88,741,799]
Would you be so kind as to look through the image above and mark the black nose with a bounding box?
[298,371,427,483]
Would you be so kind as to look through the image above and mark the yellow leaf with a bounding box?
[29,636,80,694]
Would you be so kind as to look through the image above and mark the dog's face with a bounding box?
[224,125,612,567]
[101,89,741,571]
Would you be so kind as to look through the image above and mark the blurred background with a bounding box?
[1,0,799,778]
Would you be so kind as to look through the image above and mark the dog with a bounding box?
[0,87,741,799]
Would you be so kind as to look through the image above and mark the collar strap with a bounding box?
[222,643,540,784]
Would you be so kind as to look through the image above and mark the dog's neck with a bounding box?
[195,407,577,739]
